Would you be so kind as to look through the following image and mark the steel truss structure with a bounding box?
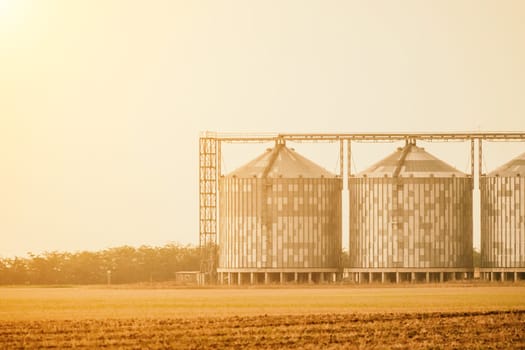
[198,131,525,282]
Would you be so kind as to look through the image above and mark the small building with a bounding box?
[175,271,205,285]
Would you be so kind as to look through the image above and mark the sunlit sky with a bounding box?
[1,1,525,257]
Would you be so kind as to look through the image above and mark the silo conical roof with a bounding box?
[358,142,466,178]
[488,152,525,176]
[228,143,336,178]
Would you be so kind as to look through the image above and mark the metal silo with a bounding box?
[480,152,525,282]
[218,140,342,284]
[347,140,473,283]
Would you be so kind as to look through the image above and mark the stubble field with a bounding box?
[1,284,524,349]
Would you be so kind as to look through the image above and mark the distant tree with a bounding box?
[136,245,157,282]
[105,246,141,284]
[473,248,481,268]
[67,251,105,284]
[27,252,68,284]
[1,258,29,284]
[0,243,202,285]
[178,245,201,272]
[0,259,7,284]
[340,249,350,268]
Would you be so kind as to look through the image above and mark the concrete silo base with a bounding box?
[343,268,474,284]
[217,268,340,285]
[479,268,525,282]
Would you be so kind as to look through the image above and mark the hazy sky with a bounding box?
[1,1,525,257]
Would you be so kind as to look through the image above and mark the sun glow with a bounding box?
[0,0,13,16]
[0,0,26,32]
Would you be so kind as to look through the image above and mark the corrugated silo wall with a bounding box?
[219,177,342,269]
[480,176,525,268]
[349,177,472,268]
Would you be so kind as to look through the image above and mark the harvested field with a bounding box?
[1,285,524,348]
[1,311,524,349]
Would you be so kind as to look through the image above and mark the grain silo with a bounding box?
[218,140,342,284]
[347,140,473,283]
[480,152,525,282]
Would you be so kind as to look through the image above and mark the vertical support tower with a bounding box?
[199,133,219,282]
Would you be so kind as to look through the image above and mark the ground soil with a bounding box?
[1,310,524,349]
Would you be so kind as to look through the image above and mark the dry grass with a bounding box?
[1,285,524,320]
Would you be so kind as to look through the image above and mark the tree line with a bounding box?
[0,245,481,285]
[0,244,200,285]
